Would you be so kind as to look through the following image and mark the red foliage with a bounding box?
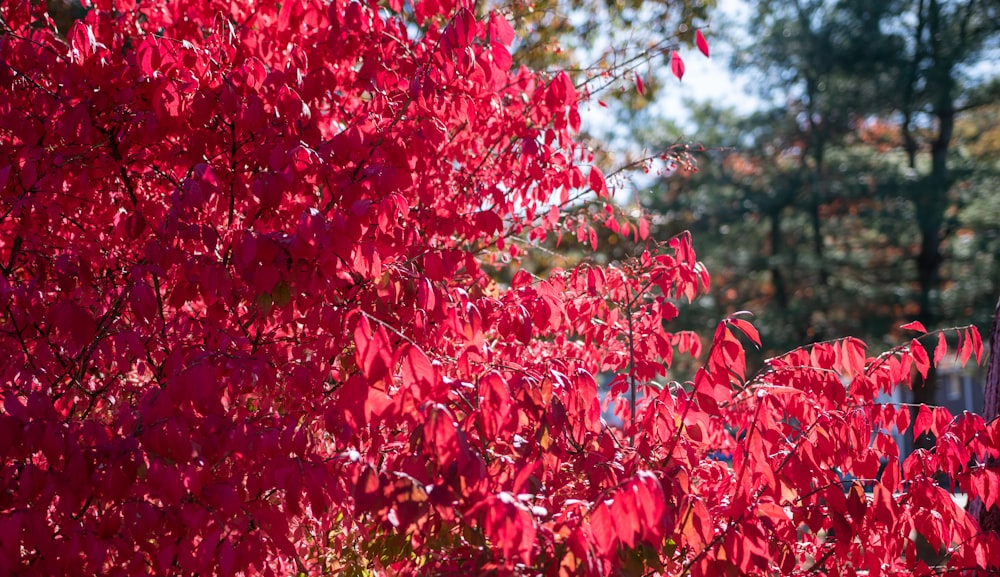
[1,0,998,575]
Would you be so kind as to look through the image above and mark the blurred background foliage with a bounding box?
[485,0,715,70]
[507,0,1000,400]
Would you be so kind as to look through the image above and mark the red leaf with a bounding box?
[354,466,383,513]
[696,29,710,57]
[125,212,146,239]
[511,461,540,495]
[728,318,761,348]
[491,42,512,73]
[882,459,901,493]
[578,369,602,433]
[635,72,645,96]
[970,326,984,363]
[589,502,617,556]
[547,204,560,226]
[871,483,896,526]
[56,301,96,347]
[610,490,639,547]
[354,316,392,383]
[489,13,515,45]
[479,372,511,438]
[895,405,911,434]
[255,508,296,558]
[911,338,929,379]
[960,328,974,365]
[846,482,867,521]
[129,280,158,324]
[277,0,294,30]
[588,166,608,198]
[633,475,666,539]
[485,495,535,565]
[760,385,804,397]
[841,337,868,376]
[933,332,947,366]
[424,404,460,468]
[934,407,953,438]
[399,344,434,391]
[67,22,97,61]
[985,470,1000,509]
[900,320,928,333]
[914,405,934,438]
[670,51,685,80]
[681,498,712,551]
[218,539,236,577]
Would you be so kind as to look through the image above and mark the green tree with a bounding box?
[639,0,1000,392]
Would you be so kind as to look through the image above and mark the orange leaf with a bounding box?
[681,498,712,551]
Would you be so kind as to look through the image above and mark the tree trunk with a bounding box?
[968,296,1000,532]
[910,0,955,425]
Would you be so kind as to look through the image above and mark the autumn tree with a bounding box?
[1,0,999,576]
